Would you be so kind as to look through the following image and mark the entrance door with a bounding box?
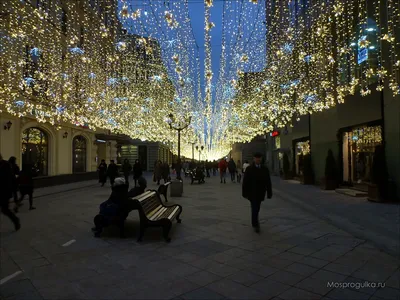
[342,125,382,184]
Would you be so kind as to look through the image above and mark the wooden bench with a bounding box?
[189,169,205,184]
[131,190,182,242]
[157,182,171,202]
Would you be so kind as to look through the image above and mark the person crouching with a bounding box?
[92,177,128,238]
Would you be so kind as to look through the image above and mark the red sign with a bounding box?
[271,131,280,137]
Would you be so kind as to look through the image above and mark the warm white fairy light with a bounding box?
[1,0,398,160]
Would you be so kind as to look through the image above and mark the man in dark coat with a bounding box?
[0,154,20,231]
[133,159,143,187]
[122,159,132,185]
[98,159,107,187]
[107,160,119,186]
[242,152,272,233]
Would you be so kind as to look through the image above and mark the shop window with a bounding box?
[22,128,48,177]
[274,136,281,149]
[295,140,310,175]
[73,135,87,173]
[342,125,382,184]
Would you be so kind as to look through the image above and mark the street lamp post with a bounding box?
[196,145,204,162]
[167,113,192,162]
[189,142,195,161]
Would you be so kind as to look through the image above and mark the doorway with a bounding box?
[342,125,382,184]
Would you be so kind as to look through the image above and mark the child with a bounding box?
[15,164,35,212]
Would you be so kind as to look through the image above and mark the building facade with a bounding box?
[0,0,172,178]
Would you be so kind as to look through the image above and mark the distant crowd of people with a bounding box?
[0,153,36,232]
[0,152,272,235]
[97,159,143,187]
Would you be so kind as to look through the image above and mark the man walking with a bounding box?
[107,160,119,186]
[242,152,272,233]
[218,159,228,184]
[0,154,20,231]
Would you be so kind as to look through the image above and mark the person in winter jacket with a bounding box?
[0,153,20,231]
[242,160,250,174]
[8,156,20,204]
[122,159,132,185]
[218,159,228,184]
[107,160,119,186]
[15,164,35,212]
[228,159,237,182]
[98,159,107,186]
[133,159,143,187]
[154,160,162,185]
[92,177,128,237]
[242,152,272,233]
[161,162,170,183]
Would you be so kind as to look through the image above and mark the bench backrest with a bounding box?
[132,191,161,216]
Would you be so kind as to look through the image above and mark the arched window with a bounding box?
[73,135,87,173]
[21,127,48,177]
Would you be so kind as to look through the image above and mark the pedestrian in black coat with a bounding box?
[0,153,20,231]
[15,164,35,212]
[122,159,132,185]
[107,160,119,186]
[242,152,272,233]
[133,159,143,187]
[98,160,107,186]
[8,156,20,204]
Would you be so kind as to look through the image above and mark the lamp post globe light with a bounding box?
[167,113,192,163]
[195,145,204,161]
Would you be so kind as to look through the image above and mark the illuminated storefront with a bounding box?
[293,138,310,176]
[341,123,382,184]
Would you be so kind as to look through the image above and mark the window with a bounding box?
[73,136,87,173]
[22,128,48,177]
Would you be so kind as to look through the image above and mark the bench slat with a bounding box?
[134,191,155,202]
[146,205,163,219]
[167,206,180,220]
[149,206,168,221]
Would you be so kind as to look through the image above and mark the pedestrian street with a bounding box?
[1,175,399,300]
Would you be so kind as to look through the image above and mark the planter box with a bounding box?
[368,183,382,202]
[322,178,337,190]
[300,175,313,185]
[281,174,293,180]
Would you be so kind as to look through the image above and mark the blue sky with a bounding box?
[187,0,224,93]
[118,0,266,105]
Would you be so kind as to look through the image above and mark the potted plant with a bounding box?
[323,149,338,190]
[301,154,314,185]
[282,152,292,180]
[368,145,388,202]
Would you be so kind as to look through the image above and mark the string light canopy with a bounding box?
[1,0,398,160]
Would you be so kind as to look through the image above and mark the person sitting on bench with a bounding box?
[196,167,205,183]
[92,177,128,237]
[128,177,147,198]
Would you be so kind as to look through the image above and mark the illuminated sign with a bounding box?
[358,36,368,64]
[270,131,280,137]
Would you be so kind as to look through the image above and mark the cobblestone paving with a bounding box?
[1,175,399,300]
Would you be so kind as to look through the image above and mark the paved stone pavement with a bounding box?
[1,175,399,300]
[272,178,400,256]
